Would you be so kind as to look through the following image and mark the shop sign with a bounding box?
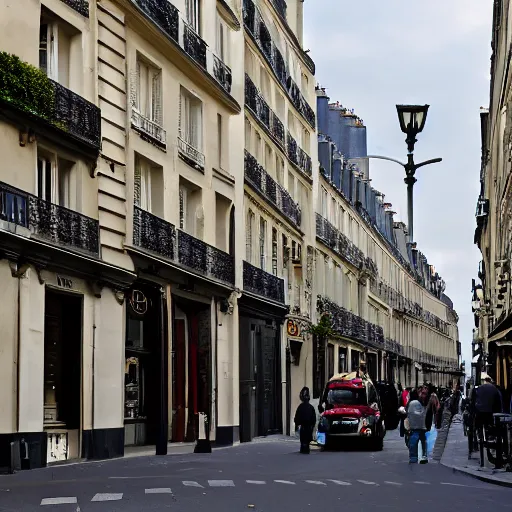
[129,289,148,315]
[287,319,300,338]
[56,275,73,289]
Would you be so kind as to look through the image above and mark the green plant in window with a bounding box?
[0,52,55,122]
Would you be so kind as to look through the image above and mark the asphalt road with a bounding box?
[0,430,509,511]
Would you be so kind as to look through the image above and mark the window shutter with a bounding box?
[39,24,49,74]
[37,158,44,198]
[134,157,141,207]
[246,211,253,263]
[45,159,52,202]
[151,71,162,126]
[178,89,184,139]
[190,102,198,148]
[130,61,141,109]
[179,188,185,230]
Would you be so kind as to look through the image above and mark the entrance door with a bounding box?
[44,290,82,461]
[172,319,186,442]
[239,318,257,442]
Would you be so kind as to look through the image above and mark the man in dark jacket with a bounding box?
[475,373,503,429]
[294,387,317,454]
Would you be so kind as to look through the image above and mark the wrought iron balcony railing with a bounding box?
[243,260,285,303]
[213,54,232,94]
[60,0,89,16]
[178,132,205,170]
[133,206,235,285]
[244,74,285,147]
[316,213,366,270]
[242,0,315,129]
[0,53,101,153]
[184,23,207,69]
[0,182,99,255]
[369,277,449,335]
[317,295,384,348]
[245,151,301,228]
[133,0,179,42]
[287,132,312,176]
[270,0,287,19]
[131,108,166,148]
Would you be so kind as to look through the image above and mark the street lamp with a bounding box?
[396,104,442,242]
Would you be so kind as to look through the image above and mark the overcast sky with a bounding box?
[304,1,493,368]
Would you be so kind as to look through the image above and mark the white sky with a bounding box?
[304,0,493,367]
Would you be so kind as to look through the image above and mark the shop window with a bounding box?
[338,347,347,373]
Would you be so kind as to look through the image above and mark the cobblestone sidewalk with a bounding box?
[441,414,512,487]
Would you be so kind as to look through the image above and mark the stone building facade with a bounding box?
[0,0,459,470]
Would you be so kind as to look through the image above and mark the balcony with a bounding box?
[60,0,89,17]
[213,54,232,94]
[287,132,312,176]
[133,206,235,285]
[0,53,101,155]
[133,0,179,42]
[316,213,365,270]
[245,151,301,228]
[177,131,205,171]
[0,182,99,255]
[183,23,207,69]
[317,295,384,348]
[243,260,285,303]
[131,108,166,148]
[242,0,315,129]
[270,0,287,19]
[245,74,285,147]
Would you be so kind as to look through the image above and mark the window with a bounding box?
[259,218,267,270]
[321,187,328,218]
[272,227,278,275]
[185,0,200,32]
[246,210,254,262]
[245,117,252,150]
[245,45,254,78]
[288,172,295,200]
[301,72,309,93]
[265,144,273,174]
[254,132,262,162]
[37,149,75,208]
[339,205,345,231]
[39,23,56,79]
[217,114,223,170]
[331,198,337,225]
[260,67,271,101]
[216,15,227,61]
[135,155,163,216]
[133,57,163,128]
[179,187,187,230]
[276,156,284,185]
[179,87,203,151]
[276,92,285,119]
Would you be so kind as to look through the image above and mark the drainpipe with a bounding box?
[16,272,21,434]
[156,287,168,456]
[285,345,291,436]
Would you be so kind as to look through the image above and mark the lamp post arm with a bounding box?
[363,155,407,168]
[413,157,443,171]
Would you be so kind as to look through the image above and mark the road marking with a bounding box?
[145,488,173,494]
[441,482,469,487]
[357,480,378,485]
[183,481,204,488]
[41,497,77,506]
[208,480,235,487]
[91,493,123,502]
[384,481,402,486]
[329,480,352,486]
[274,480,296,485]
[414,481,430,485]
[246,480,266,485]
[305,480,326,485]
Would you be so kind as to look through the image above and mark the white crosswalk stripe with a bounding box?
[274,480,296,485]
[183,481,204,488]
[305,480,327,485]
[329,480,352,486]
[441,482,469,487]
[385,481,402,486]
[91,493,123,502]
[414,481,430,485]
[145,488,173,494]
[246,480,266,484]
[357,480,378,485]
[41,497,77,506]
[208,480,235,487]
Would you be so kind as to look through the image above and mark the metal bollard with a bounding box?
[194,413,212,454]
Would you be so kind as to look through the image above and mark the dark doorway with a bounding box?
[351,350,360,372]
[327,344,334,379]
[367,352,378,382]
[44,290,82,430]
[338,347,347,373]
[239,316,281,442]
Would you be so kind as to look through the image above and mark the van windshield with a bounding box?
[327,388,367,406]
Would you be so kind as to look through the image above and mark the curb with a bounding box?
[442,463,512,488]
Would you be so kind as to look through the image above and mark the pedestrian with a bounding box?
[406,388,428,464]
[474,373,503,432]
[294,387,317,454]
[399,387,411,442]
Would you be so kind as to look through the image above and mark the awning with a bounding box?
[487,326,512,343]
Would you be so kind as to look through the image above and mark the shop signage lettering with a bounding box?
[56,275,73,289]
[129,289,148,315]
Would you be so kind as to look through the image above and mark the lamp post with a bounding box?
[396,104,442,242]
